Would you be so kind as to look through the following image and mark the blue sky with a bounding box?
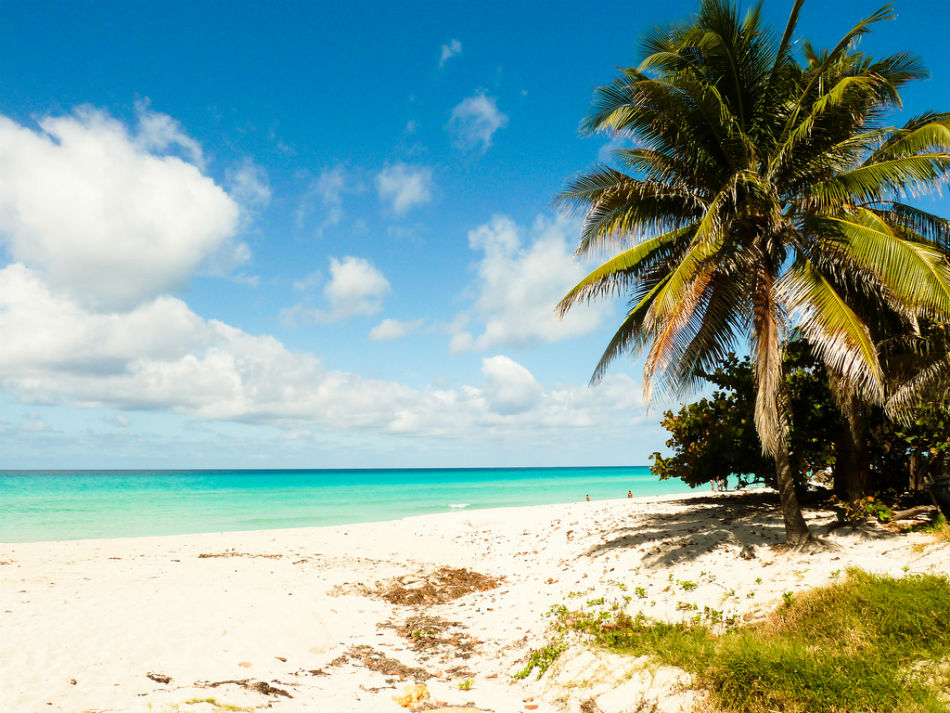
[0,0,947,468]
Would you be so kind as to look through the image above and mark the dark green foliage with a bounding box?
[557,569,950,713]
[650,342,839,489]
[651,342,950,500]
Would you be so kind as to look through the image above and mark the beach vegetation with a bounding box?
[554,569,950,712]
[557,0,950,547]
[652,345,950,518]
[908,512,950,542]
[457,678,474,690]
[514,643,567,680]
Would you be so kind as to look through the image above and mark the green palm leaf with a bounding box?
[777,260,883,401]
[557,225,695,315]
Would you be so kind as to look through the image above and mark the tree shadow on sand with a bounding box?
[582,491,900,568]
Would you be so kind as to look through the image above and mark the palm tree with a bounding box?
[557,0,950,546]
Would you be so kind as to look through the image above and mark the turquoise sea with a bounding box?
[0,467,697,543]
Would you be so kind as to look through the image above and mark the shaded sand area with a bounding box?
[1,490,947,712]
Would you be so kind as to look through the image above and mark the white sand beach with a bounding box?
[1,490,947,713]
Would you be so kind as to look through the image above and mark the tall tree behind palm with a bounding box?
[557,0,950,546]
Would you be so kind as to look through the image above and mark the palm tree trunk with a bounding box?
[828,375,872,502]
[774,435,811,547]
[833,408,872,502]
[845,405,872,499]
[909,450,922,491]
[751,252,813,547]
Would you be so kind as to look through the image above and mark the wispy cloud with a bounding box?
[369,318,424,341]
[375,163,433,215]
[296,165,351,234]
[134,99,206,168]
[438,39,462,68]
[227,158,272,211]
[448,91,508,152]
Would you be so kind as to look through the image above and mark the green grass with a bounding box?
[910,513,950,543]
[556,569,950,713]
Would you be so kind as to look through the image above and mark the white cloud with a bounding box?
[369,318,424,341]
[134,100,206,168]
[227,158,272,210]
[0,108,240,309]
[283,256,390,325]
[102,414,130,427]
[448,92,508,151]
[439,39,462,68]
[316,166,346,206]
[375,163,433,215]
[296,166,350,234]
[481,355,542,415]
[451,214,612,352]
[0,263,646,438]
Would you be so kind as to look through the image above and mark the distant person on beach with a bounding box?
[585,494,590,501]
[711,477,726,492]
[627,490,633,498]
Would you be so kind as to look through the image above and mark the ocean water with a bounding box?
[0,467,697,543]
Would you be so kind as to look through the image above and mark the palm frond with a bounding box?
[809,154,950,205]
[589,275,672,385]
[557,225,695,314]
[814,208,950,317]
[886,358,950,423]
[557,167,705,254]
[777,259,884,402]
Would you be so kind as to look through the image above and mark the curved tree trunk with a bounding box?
[751,248,812,546]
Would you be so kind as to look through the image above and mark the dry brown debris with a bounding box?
[385,614,478,659]
[376,567,503,605]
[330,645,435,683]
[196,678,292,698]
[331,567,502,606]
[197,551,282,559]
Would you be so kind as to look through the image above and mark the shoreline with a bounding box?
[2,489,946,713]
[0,484,709,546]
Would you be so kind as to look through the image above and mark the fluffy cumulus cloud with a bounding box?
[369,318,424,341]
[283,256,390,325]
[448,92,508,151]
[450,214,613,353]
[0,107,240,309]
[375,163,433,215]
[0,263,645,437]
[481,355,542,415]
[438,39,462,67]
